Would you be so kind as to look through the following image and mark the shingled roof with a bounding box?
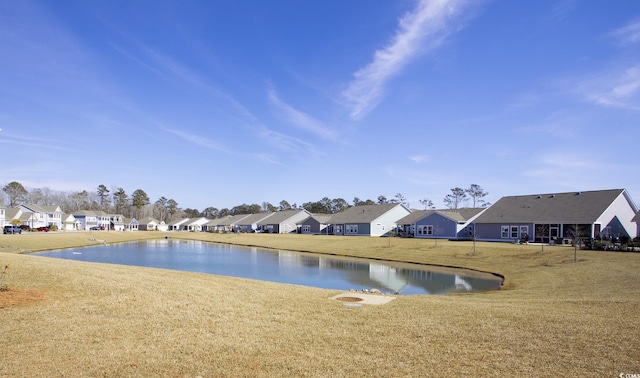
[475,189,628,224]
[328,203,404,224]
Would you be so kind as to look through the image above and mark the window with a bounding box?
[519,226,529,239]
[510,226,519,238]
[302,225,310,233]
[346,224,358,234]
[417,225,434,235]
[501,226,509,238]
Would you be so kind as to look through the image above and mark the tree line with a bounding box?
[2,181,489,223]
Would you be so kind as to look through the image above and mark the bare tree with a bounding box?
[568,224,589,262]
[535,224,550,252]
[432,224,444,248]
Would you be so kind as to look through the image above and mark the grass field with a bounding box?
[1,231,639,377]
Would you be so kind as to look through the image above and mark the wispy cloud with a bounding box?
[256,126,322,155]
[522,152,615,187]
[569,20,640,111]
[609,20,640,45]
[163,128,228,152]
[580,64,640,110]
[408,154,429,163]
[342,0,472,119]
[0,133,74,152]
[267,87,337,140]
[250,153,282,165]
[588,64,640,110]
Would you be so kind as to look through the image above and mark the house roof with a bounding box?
[236,212,274,225]
[170,218,190,226]
[258,209,310,225]
[73,210,96,216]
[138,217,160,225]
[205,214,251,226]
[397,210,434,224]
[39,205,62,213]
[328,204,406,224]
[61,214,77,222]
[186,217,210,226]
[297,213,332,225]
[436,208,486,223]
[399,208,486,225]
[5,208,20,219]
[475,189,628,224]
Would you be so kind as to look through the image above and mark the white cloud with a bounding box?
[267,88,337,140]
[408,154,430,163]
[610,20,640,45]
[342,0,472,119]
[163,128,228,152]
[584,64,640,110]
[256,126,322,155]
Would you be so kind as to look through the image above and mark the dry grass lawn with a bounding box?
[1,231,639,377]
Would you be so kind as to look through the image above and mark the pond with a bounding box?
[35,239,502,295]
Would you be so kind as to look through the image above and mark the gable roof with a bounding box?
[398,208,486,225]
[475,189,628,224]
[297,213,332,225]
[170,218,190,226]
[436,208,486,222]
[397,210,434,224]
[258,209,310,225]
[5,208,20,219]
[61,214,77,222]
[236,212,274,225]
[138,217,160,225]
[328,204,407,224]
[205,214,247,227]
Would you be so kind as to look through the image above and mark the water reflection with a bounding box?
[36,239,502,295]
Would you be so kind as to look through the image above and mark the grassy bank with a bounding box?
[1,231,639,376]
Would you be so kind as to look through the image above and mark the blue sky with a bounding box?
[1,0,639,211]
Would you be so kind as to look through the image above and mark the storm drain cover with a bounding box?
[335,296,364,302]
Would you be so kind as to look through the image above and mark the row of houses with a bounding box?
[1,188,639,243]
[164,188,639,243]
[0,205,142,231]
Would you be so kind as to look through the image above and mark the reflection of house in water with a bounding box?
[273,250,501,295]
[369,264,410,294]
[454,275,472,291]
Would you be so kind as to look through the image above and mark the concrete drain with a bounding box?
[335,296,364,303]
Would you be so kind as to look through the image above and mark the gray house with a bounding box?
[298,214,332,234]
[204,214,251,233]
[235,213,274,232]
[326,203,412,237]
[474,189,638,243]
[257,209,311,233]
[138,217,160,231]
[397,208,486,239]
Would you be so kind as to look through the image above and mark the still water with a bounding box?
[36,239,502,295]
